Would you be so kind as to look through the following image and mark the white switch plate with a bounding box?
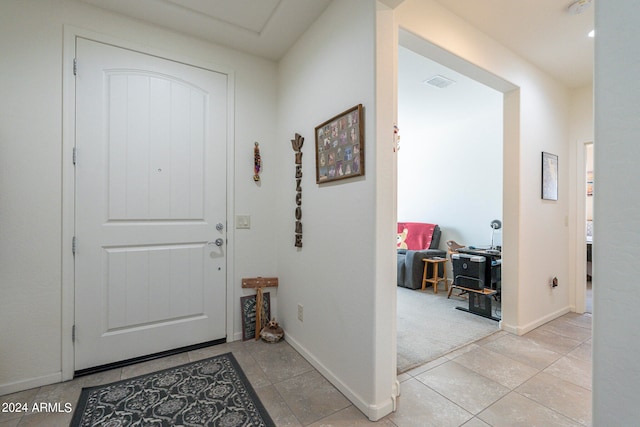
[236,215,251,229]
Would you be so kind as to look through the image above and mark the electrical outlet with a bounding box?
[297,304,304,322]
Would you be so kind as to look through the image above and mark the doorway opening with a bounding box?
[395,30,518,372]
[585,142,594,313]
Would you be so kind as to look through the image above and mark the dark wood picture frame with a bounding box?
[315,104,364,183]
[542,151,559,200]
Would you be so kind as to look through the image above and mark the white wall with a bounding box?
[275,0,395,419]
[397,46,503,248]
[0,0,278,393]
[396,0,572,333]
[593,1,640,423]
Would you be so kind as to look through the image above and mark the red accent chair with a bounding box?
[397,223,446,289]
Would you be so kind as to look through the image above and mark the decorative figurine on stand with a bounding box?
[254,142,261,182]
[260,318,284,343]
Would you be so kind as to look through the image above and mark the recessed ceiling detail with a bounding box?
[78,0,331,61]
[163,0,281,34]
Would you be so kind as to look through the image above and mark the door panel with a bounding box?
[74,38,227,371]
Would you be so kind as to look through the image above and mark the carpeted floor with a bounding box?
[71,352,274,427]
[397,286,500,374]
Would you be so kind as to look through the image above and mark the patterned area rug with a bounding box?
[71,352,274,427]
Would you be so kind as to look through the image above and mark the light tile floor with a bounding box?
[0,312,591,426]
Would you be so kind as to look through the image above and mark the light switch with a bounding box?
[236,215,251,229]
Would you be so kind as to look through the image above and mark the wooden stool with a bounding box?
[421,257,448,293]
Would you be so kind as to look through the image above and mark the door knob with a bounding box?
[214,238,224,246]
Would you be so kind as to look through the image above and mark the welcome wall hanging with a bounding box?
[291,133,304,247]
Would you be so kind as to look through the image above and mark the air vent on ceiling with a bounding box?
[424,74,456,89]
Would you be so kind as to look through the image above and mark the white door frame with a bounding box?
[573,139,593,314]
[61,26,236,381]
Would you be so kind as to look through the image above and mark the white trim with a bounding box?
[502,305,572,336]
[61,25,236,378]
[0,373,62,396]
[225,71,236,343]
[573,139,593,314]
[61,26,77,382]
[283,331,395,421]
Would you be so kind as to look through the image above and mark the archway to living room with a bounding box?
[395,29,519,373]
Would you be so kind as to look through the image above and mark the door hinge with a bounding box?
[73,58,77,76]
[72,324,76,343]
[72,236,77,256]
[72,147,77,165]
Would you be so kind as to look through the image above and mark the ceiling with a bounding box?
[79,0,593,88]
[431,0,594,88]
[79,0,332,60]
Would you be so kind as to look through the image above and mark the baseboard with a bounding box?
[283,331,395,421]
[502,306,572,336]
[0,372,62,396]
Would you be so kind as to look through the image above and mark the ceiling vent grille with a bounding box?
[424,75,456,88]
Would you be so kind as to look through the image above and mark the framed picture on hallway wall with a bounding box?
[542,151,559,201]
[315,104,364,183]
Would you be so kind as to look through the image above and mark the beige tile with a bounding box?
[17,410,73,427]
[274,370,350,426]
[0,418,21,427]
[537,318,592,342]
[389,379,473,427]
[31,381,84,416]
[397,372,412,383]
[188,342,234,361]
[462,417,491,427]
[483,333,562,370]
[404,356,448,377]
[517,372,592,426]
[230,349,272,390]
[544,355,592,390]
[452,347,539,389]
[567,341,592,362]
[251,341,314,383]
[444,343,481,360]
[416,361,509,414]
[561,313,592,330]
[474,330,509,346]
[309,406,396,426]
[524,328,583,355]
[478,392,582,427]
[120,352,191,380]
[255,385,302,427]
[0,389,39,424]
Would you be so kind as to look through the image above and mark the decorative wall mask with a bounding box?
[253,142,261,182]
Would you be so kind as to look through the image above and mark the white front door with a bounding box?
[74,38,228,371]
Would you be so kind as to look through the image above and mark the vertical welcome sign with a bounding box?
[291,133,304,247]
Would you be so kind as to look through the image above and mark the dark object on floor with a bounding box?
[450,253,501,321]
[71,352,274,427]
[261,319,284,343]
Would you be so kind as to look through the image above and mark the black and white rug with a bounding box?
[71,352,274,427]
